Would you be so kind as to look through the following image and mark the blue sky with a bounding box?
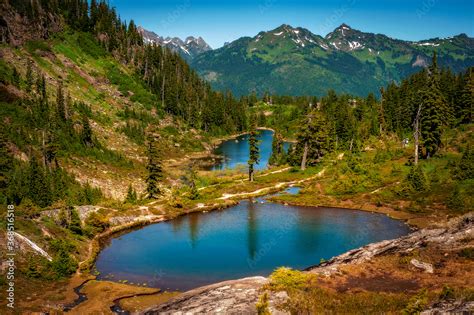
[109,0,474,48]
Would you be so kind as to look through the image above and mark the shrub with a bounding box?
[78,183,103,205]
[406,166,428,192]
[69,207,83,235]
[18,198,40,218]
[125,184,138,204]
[454,145,474,180]
[402,289,428,315]
[256,292,271,315]
[85,211,109,234]
[448,185,464,211]
[49,239,78,278]
[373,150,391,163]
[458,247,474,260]
[24,255,43,279]
[269,267,317,291]
[439,285,455,300]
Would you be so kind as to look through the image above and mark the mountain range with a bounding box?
[141,24,474,97]
[138,26,212,61]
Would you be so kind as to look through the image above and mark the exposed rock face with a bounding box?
[141,213,473,314]
[410,258,434,273]
[0,2,63,46]
[137,26,212,61]
[421,300,474,314]
[41,205,100,223]
[141,277,288,315]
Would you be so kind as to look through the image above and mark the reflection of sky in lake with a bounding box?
[96,201,410,291]
[211,129,290,171]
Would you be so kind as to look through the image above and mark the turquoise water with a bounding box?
[211,129,289,171]
[96,200,410,291]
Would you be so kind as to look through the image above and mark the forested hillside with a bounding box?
[0,0,252,207]
[0,0,472,209]
[191,24,474,96]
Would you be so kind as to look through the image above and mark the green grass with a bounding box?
[270,126,473,218]
[264,267,409,314]
[105,63,158,109]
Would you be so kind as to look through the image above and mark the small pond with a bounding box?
[209,129,290,171]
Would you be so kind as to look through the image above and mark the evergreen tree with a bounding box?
[269,131,285,166]
[40,74,47,100]
[26,60,34,93]
[56,81,66,123]
[58,207,69,227]
[460,68,473,124]
[293,110,331,169]
[146,130,164,198]
[125,184,138,203]
[49,239,78,278]
[454,145,474,180]
[27,157,52,208]
[36,73,42,95]
[68,207,83,235]
[44,130,59,170]
[420,52,447,158]
[406,165,428,192]
[186,166,199,200]
[248,123,260,182]
[0,130,12,199]
[11,67,20,86]
[81,114,93,147]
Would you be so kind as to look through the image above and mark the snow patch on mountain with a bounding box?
[138,26,211,60]
[416,42,440,47]
[348,41,363,50]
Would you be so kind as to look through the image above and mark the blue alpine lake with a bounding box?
[95,132,410,291]
[95,197,410,291]
[210,129,290,171]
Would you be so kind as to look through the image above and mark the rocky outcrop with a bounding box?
[141,277,288,315]
[410,258,434,273]
[0,2,63,46]
[13,232,52,261]
[307,213,473,276]
[421,300,474,314]
[140,213,473,314]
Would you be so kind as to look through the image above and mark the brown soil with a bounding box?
[336,272,420,293]
[317,244,474,297]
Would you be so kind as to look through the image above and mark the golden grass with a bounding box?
[118,291,180,313]
[68,280,159,315]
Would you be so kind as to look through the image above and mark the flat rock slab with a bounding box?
[141,276,288,315]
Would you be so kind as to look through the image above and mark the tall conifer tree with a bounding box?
[146,130,164,198]
[420,52,447,158]
[248,122,260,182]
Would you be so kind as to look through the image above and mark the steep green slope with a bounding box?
[0,0,251,204]
[191,24,474,96]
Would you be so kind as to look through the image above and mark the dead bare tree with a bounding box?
[413,104,422,165]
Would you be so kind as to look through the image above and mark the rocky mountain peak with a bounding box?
[138,27,211,61]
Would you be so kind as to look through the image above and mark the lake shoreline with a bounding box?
[268,195,421,230]
[66,180,416,312]
[62,130,451,313]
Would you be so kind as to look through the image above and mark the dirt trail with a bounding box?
[369,181,400,194]
[197,166,293,191]
[218,168,326,200]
